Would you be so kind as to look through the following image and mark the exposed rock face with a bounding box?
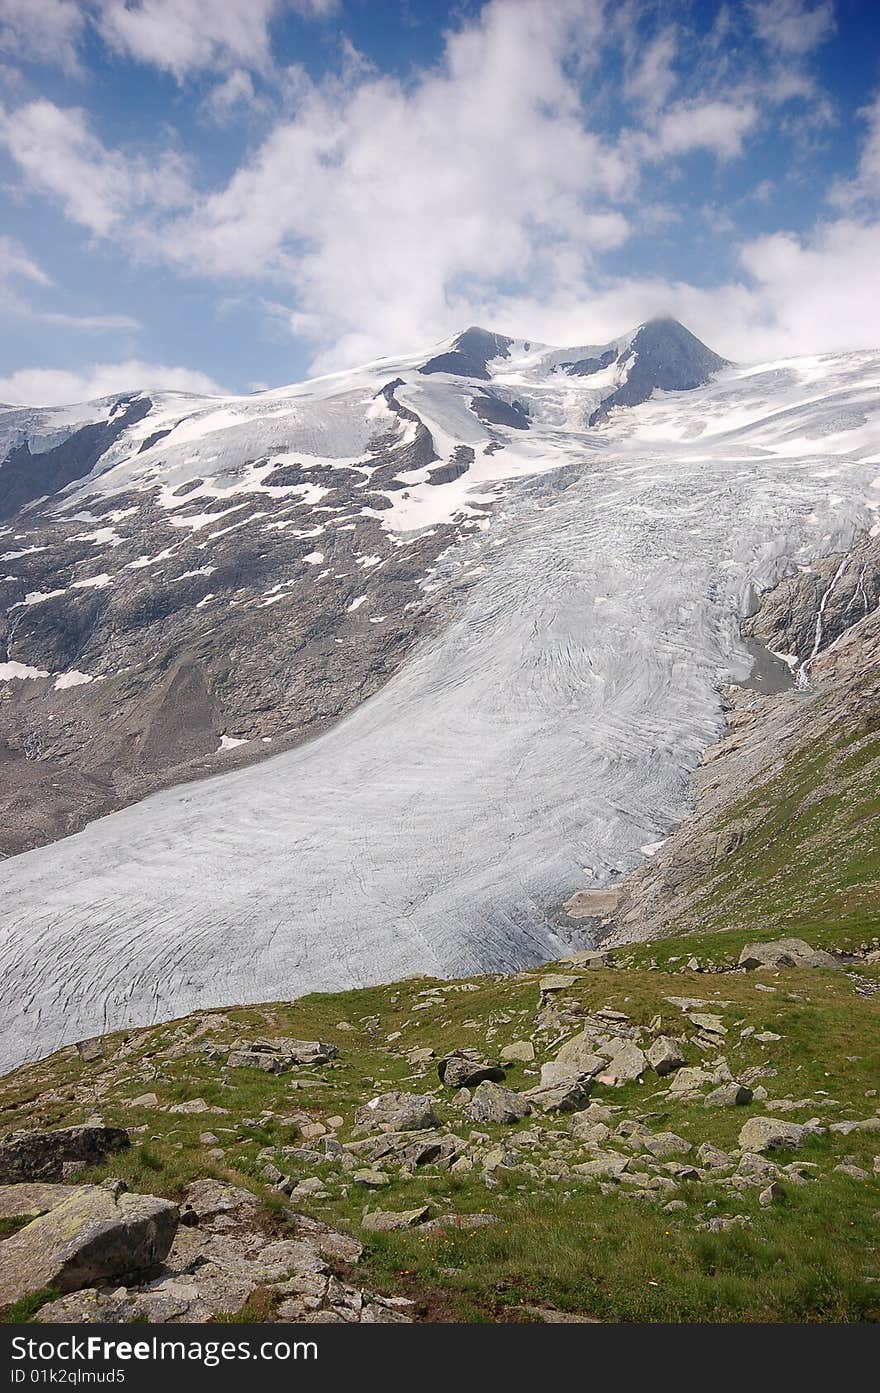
[0,1125,129,1183]
[419,327,513,379]
[0,1183,178,1308]
[601,532,880,947]
[587,319,727,425]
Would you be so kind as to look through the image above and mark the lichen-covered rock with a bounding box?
[738,1116,824,1153]
[437,1052,504,1089]
[646,1036,685,1076]
[0,1186,178,1308]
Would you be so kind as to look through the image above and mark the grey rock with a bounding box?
[361,1206,430,1232]
[646,1036,685,1075]
[467,1080,531,1125]
[596,1042,647,1087]
[738,1116,824,1153]
[0,1187,178,1308]
[738,938,837,971]
[0,1125,130,1184]
[438,1052,504,1089]
[704,1082,753,1107]
[354,1091,440,1134]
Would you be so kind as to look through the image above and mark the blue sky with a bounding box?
[0,0,878,404]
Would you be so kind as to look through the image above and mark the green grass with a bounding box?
[1,931,878,1323]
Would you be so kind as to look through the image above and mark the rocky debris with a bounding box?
[738,939,838,971]
[500,1040,535,1062]
[738,1117,824,1153]
[362,1206,431,1232]
[468,1081,532,1125]
[597,1042,647,1087]
[0,1124,129,1183]
[0,1183,178,1309]
[29,1179,403,1325]
[437,1051,504,1089]
[354,1091,440,1134]
[227,1038,338,1072]
[646,1036,685,1075]
[352,1170,390,1189]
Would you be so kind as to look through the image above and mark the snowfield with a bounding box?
[1,338,880,1069]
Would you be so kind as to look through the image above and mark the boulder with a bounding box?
[354,1092,440,1134]
[596,1042,647,1087]
[0,1186,178,1309]
[552,1030,607,1078]
[178,1180,261,1226]
[737,1116,824,1153]
[499,1041,535,1063]
[704,1082,753,1107]
[467,1081,531,1125]
[524,1076,593,1114]
[538,974,579,995]
[647,1036,685,1076]
[437,1052,505,1089]
[0,1125,130,1184]
[362,1206,430,1233]
[738,938,837,971]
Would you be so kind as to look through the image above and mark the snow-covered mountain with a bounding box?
[1,317,879,1069]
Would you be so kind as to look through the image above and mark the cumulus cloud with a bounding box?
[0,99,192,238]
[0,0,873,374]
[0,359,223,406]
[94,0,337,79]
[0,0,85,75]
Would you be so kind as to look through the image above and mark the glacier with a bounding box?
[1,335,880,1070]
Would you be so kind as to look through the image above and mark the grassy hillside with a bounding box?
[2,927,878,1323]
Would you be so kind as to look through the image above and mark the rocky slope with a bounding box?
[575,531,880,947]
[1,925,878,1324]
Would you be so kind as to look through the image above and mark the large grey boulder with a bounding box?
[467,1081,531,1125]
[738,938,837,971]
[596,1042,647,1087]
[552,1030,607,1078]
[0,1185,178,1308]
[354,1092,440,1134]
[0,1125,130,1183]
[738,1116,824,1153]
[437,1052,504,1089]
[524,1076,593,1114]
[647,1036,685,1076]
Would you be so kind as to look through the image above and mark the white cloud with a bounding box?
[0,359,223,406]
[94,0,336,80]
[0,99,192,238]
[624,27,678,113]
[830,91,880,208]
[0,233,50,285]
[749,0,835,56]
[644,98,761,161]
[0,0,85,75]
